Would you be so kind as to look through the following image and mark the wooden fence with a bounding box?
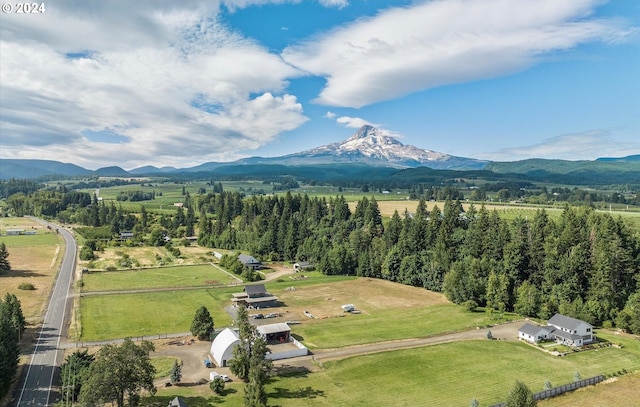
[490,374,605,407]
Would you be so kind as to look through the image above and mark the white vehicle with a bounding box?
[210,372,231,382]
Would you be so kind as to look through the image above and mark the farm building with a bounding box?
[168,397,188,407]
[231,284,278,308]
[518,314,595,348]
[210,328,240,367]
[238,254,263,270]
[293,261,314,272]
[257,322,291,342]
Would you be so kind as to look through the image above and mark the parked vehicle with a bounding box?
[210,372,231,382]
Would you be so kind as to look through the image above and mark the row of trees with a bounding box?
[4,186,639,330]
[195,192,639,329]
[0,293,25,398]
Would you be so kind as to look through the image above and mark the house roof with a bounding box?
[169,396,189,407]
[245,284,267,297]
[551,329,582,342]
[519,323,545,336]
[238,254,261,265]
[548,314,591,330]
[257,323,291,335]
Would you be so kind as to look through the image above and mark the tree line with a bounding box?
[3,186,639,331]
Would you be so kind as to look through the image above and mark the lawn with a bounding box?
[79,275,497,348]
[81,264,240,292]
[80,288,237,341]
[258,339,640,407]
[144,336,640,407]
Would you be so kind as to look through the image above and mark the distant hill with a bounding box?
[129,165,178,175]
[93,166,130,177]
[595,154,640,162]
[0,159,91,179]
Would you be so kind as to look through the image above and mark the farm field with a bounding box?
[0,217,64,320]
[145,335,640,407]
[83,245,224,270]
[539,371,640,407]
[79,275,500,348]
[81,264,240,292]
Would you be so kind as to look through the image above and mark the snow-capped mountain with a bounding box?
[265,125,488,169]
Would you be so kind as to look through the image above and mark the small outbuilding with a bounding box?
[257,323,291,343]
[209,328,240,367]
[169,397,189,407]
[293,261,314,272]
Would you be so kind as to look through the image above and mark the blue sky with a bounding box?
[0,0,638,170]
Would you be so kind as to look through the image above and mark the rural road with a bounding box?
[311,321,522,362]
[14,219,76,406]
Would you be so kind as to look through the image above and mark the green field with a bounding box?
[0,232,59,247]
[291,304,495,349]
[81,264,239,292]
[146,336,640,407]
[80,288,237,340]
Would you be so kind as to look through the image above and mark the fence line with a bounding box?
[490,375,605,407]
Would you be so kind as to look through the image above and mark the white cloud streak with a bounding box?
[0,1,307,169]
[480,130,640,161]
[283,0,635,108]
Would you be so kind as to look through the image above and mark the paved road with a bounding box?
[15,219,76,406]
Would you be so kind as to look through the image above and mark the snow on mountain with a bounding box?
[284,125,486,169]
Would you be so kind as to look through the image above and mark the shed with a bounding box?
[293,261,314,272]
[257,323,291,342]
[210,328,240,367]
[169,397,189,407]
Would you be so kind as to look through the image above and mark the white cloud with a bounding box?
[335,116,376,129]
[480,130,640,161]
[0,1,308,169]
[282,0,634,108]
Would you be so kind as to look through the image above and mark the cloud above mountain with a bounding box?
[283,0,635,108]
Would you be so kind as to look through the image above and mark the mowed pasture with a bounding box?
[257,338,640,407]
[539,371,640,407]
[144,333,640,407]
[0,217,63,320]
[81,264,240,292]
[268,278,492,349]
[79,274,497,348]
[80,288,237,340]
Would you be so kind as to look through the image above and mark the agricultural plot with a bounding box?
[145,332,640,407]
[79,275,495,349]
[539,371,640,407]
[80,288,237,341]
[81,264,240,292]
[83,245,221,270]
[0,218,63,320]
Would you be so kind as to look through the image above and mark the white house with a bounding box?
[518,314,595,348]
[548,314,594,347]
[518,323,553,344]
[209,328,240,367]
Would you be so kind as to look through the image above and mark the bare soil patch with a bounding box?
[268,278,449,320]
[0,218,62,321]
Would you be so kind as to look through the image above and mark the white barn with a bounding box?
[209,328,240,367]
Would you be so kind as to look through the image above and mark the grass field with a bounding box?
[79,275,500,348]
[0,218,63,320]
[145,334,640,407]
[539,371,640,407]
[80,288,237,340]
[81,264,240,292]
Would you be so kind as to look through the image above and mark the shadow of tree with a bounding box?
[269,386,325,400]
[291,333,304,341]
[143,395,223,407]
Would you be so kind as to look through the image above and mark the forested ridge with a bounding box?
[3,187,640,332]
